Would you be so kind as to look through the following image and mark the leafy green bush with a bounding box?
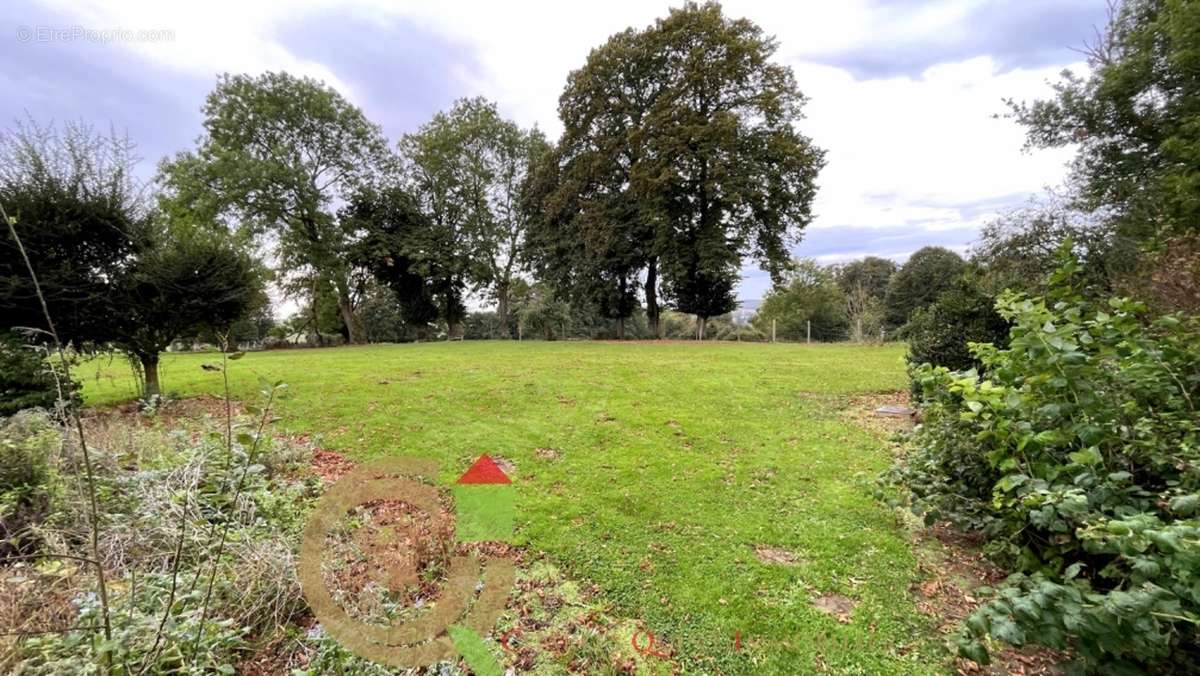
[887,259,1200,671]
[903,274,1009,374]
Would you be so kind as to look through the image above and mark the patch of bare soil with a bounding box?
[914,523,1067,675]
[812,593,856,624]
[843,391,916,437]
[237,449,655,674]
[753,546,800,566]
[492,455,517,476]
[86,394,244,429]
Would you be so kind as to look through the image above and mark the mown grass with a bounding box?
[84,341,943,674]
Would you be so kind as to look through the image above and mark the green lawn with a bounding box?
[84,341,942,674]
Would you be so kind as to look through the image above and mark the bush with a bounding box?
[886,258,1200,671]
[0,409,62,561]
[0,331,78,417]
[10,389,315,673]
[903,274,1009,374]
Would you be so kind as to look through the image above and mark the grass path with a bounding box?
[85,341,943,674]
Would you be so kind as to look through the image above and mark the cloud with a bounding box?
[812,0,1110,78]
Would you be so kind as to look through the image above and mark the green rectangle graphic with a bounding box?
[453,484,514,542]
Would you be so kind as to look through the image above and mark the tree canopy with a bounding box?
[1008,0,1200,240]
[0,120,146,345]
[395,98,546,337]
[159,71,393,344]
[884,246,966,330]
[526,1,825,337]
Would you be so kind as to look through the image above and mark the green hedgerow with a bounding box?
[886,254,1200,672]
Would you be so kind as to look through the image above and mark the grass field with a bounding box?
[84,341,941,673]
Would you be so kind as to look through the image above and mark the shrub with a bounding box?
[11,388,314,673]
[0,409,62,561]
[0,331,78,417]
[886,258,1200,671]
[903,274,1009,374]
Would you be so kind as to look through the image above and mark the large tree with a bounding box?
[528,2,825,338]
[396,98,545,338]
[1008,0,1200,240]
[647,2,825,330]
[835,256,897,301]
[345,185,444,341]
[159,72,392,344]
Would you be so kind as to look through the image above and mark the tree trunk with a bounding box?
[141,353,161,399]
[645,258,660,339]
[333,277,363,345]
[697,316,707,341]
[616,316,625,340]
[497,286,510,339]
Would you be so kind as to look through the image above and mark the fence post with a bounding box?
[806,321,811,344]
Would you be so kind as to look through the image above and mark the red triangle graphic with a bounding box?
[457,454,512,484]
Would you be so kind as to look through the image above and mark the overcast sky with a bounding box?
[3,0,1107,305]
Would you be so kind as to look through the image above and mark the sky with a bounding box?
[2,0,1108,307]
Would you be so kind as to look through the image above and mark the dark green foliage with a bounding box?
[904,273,1009,373]
[527,2,825,331]
[1008,0,1200,240]
[357,284,407,343]
[1,121,144,345]
[972,203,1141,299]
[884,246,965,329]
[886,257,1200,671]
[394,98,544,338]
[346,185,445,340]
[0,331,77,416]
[111,228,264,397]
